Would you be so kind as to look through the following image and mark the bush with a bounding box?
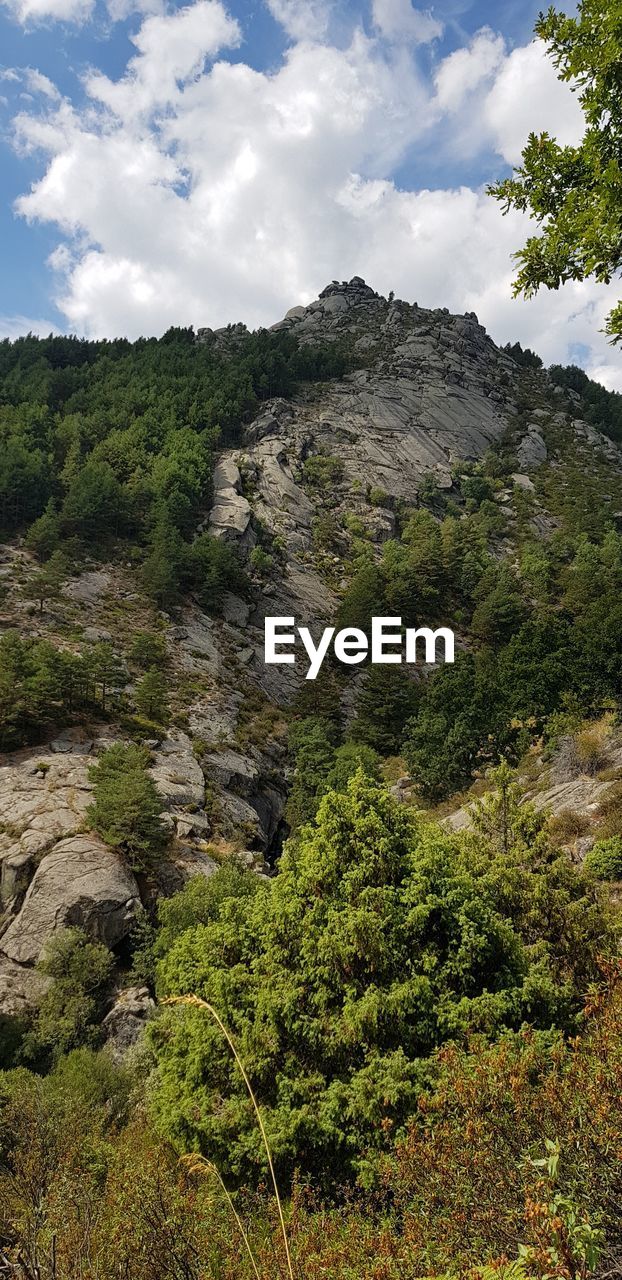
[302,454,344,489]
[584,836,622,881]
[150,771,611,1189]
[596,780,622,838]
[0,1014,25,1070]
[368,485,390,507]
[547,809,590,844]
[385,967,622,1275]
[87,743,168,871]
[555,726,610,779]
[129,631,168,671]
[20,928,114,1067]
[249,545,274,576]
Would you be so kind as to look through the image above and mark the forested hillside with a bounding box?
[2,280,622,1279]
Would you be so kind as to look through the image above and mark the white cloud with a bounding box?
[265,0,331,42]
[106,0,163,20]
[86,0,242,119]
[372,0,442,44]
[434,27,504,112]
[24,67,61,97]
[0,313,59,338]
[8,6,621,388]
[484,39,584,165]
[1,0,94,25]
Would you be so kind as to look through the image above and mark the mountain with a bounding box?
[1,275,622,1036]
[3,278,622,1278]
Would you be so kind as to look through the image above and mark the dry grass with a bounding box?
[166,993,295,1280]
[547,809,590,844]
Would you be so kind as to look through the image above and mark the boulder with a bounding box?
[511,473,535,492]
[0,751,93,870]
[151,732,205,809]
[517,427,547,469]
[102,986,155,1060]
[0,955,51,1018]
[1,835,141,966]
[208,458,252,541]
[64,570,111,605]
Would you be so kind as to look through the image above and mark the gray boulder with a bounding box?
[150,732,205,809]
[517,426,548,469]
[1,835,141,966]
[102,985,155,1060]
[0,955,51,1018]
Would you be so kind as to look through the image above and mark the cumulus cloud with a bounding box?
[1,0,94,25]
[484,39,584,165]
[434,27,504,112]
[371,0,442,44]
[86,0,242,118]
[265,0,332,42]
[7,3,620,387]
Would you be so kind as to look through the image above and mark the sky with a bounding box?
[0,0,620,390]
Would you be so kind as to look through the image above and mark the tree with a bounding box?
[489,0,622,341]
[186,532,248,612]
[130,630,168,670]
[285,715,338,830]
[135,667,169,723]
[61,460,123,542]
[470,759,547,858]
[142,511,186,610]
[87,743,168,870]
[336,562,385,631]
[350,666,420,755]
[85,642,128,713]
[471,564,526,645]
[25,550,68,616]
[20,928,114,1067]
[150,771,609,1188]
[25,499,61,560]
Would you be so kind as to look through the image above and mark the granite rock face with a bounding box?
[208,458,252,543]
[4,277,621,1023]
[200,278,522,708]
[150,731,206,809]
[102,985,155,1060]
[227,281,516,567]
[1,835,141,966]
[0,955,51,1017]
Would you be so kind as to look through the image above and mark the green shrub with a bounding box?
[129,631,168,671]
[87,743,168,871]
[302,454,344,489]
[21,928,114,1068]
[249,545,274,576]
[368,485,390,507]
[584,836,622,880]
[150,771,610,1189]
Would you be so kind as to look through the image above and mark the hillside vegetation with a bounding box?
[1,292,622,1278]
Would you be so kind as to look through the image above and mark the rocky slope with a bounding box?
[2,275,621,1033]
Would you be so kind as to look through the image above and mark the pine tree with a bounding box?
[87,743,168,870]
[135,667,169,723]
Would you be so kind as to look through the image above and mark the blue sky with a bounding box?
[0,0,619,389]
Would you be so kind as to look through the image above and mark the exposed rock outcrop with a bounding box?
[1,835,141,966]
[102,985,155,1060]
[150,731,205,810]
[0,955,51,1018]
[208,458,253,544]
